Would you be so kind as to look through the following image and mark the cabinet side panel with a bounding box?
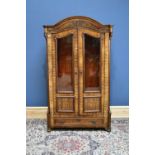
[46,33,54,127]
[100,34,105,115]
[104,33,110,127]
[51,35,57,117]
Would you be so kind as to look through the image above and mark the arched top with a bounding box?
[44,16,112,35]
[44,16,103,28]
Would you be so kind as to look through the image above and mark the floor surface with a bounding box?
[26,119,129,155]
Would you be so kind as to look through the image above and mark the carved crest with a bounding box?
[44,16,112,34]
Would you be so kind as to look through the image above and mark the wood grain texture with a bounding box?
[56,97,74,112]
[84,97,101,112]
[103,33,110,128]
[46,33,54,128]
[44,16,112,130]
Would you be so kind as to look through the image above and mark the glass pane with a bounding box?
[57,35,73,92]
[84,34,100,91]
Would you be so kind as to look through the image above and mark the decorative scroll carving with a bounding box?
[76,20,98,29]
[44,16,112,34]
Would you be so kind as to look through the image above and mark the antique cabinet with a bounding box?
[44,16,112,131]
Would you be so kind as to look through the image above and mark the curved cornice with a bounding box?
[44,16,112,36]
[44,16,105,28]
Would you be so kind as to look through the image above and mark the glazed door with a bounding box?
[78,29,104,116]
[53,30,78,117]
[52,28,105,117]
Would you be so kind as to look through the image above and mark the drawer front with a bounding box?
[53,118,104,128]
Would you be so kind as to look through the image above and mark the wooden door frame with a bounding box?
[49,29,79,117]
[78,28,105,117]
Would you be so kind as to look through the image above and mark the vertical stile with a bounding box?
[100,33,105,115]
[78,29,84,115]
[47,32,54,127]
[104,32,110,127]
[73,31,79,115]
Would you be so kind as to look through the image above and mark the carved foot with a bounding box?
[105,111,111,132]
[105,127,111,132]
[47,127,51,132]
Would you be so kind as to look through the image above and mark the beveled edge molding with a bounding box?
[26,106,129,119]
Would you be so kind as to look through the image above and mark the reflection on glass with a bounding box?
[84,34,100,91]
[57,35,73,91]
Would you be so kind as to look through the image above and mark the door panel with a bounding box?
[78,29,103,116]
[57,34,73,92]
[84,34,100,92]
[83,97,101,112]
[56,97,74,112]
[53,30,78,116]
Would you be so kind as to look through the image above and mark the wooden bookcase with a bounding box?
[44,16,112,131]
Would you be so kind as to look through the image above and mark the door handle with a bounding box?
[74,71,82,75]
[74,71,78,75]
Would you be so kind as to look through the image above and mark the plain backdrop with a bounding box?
[26,0,129,106]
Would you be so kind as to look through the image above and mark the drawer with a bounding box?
[53,118,104,128]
